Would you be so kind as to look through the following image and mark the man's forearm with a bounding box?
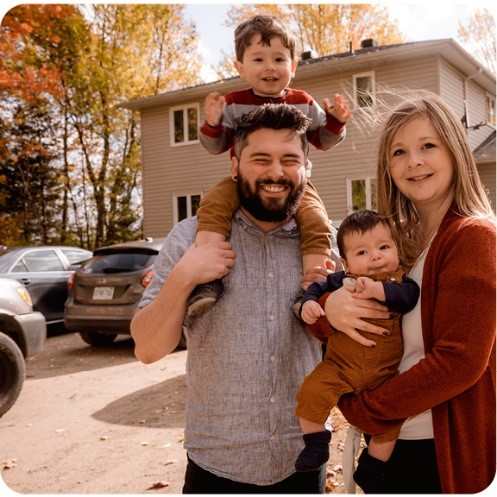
[131,265,193,364]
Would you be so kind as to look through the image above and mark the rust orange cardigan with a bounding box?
[325,209,496,493]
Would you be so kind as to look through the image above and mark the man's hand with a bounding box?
[204,92,225,127]
[324,286,389,347]
[178,241,236,288]
[323,93,353,124]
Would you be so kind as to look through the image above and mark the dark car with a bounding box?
[0,246,92,326]
[0,277,46,416]
[64,238,171,347]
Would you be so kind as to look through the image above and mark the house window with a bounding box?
[485,94,495,127]
[174,194,201,223]
[170,104,199,145]
[353,72,375,108]
[347,177,377,213]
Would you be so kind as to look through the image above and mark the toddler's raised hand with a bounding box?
[323,93,353,123]
[204,92,225,127]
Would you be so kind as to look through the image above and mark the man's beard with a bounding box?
[237,173,305,222]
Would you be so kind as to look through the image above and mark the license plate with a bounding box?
[93,286,114,300]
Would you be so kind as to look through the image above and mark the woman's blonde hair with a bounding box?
[375,91,494,267]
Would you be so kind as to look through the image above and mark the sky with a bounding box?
[182,1,495,81]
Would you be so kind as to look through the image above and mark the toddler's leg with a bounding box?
[302,253,330,291]
[295,418,331,473]
[187,177,239,317]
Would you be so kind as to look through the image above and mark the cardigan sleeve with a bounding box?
[338,217,496,435]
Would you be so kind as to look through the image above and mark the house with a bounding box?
[121,38,496,237]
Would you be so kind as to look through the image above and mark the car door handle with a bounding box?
[20,278,31,285]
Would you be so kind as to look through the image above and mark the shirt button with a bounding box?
[269,397,275,403]
[269,435,275,441]
[269,314,275,321]
[268,272,274,279]
[270,355,276,362]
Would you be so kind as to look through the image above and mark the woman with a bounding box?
[326,92,495,493]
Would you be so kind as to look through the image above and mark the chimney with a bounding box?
[301,49,318,60]
[360,39,379,49]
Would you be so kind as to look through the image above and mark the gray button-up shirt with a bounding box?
[140,210,340,485]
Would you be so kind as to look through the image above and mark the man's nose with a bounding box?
[266,161,284,179]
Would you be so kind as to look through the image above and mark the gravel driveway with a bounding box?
[1,332,355,494]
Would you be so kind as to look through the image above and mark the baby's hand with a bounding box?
[301,301,326,324]
[323,93,353,123]
[204,92,225,127]
[352,276,381,301]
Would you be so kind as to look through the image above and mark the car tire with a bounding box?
[79,331,117,347]
[0,332,26,417]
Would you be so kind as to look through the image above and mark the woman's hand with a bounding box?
[324,286,390,347]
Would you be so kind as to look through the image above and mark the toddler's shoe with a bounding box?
[353,448,389,493]
[295,430,331,472]
[186,279,224,317]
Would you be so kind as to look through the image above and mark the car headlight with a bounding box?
[17,286,33,307]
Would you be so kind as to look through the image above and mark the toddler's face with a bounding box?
[235,34,298,98]
[342,223,400,275]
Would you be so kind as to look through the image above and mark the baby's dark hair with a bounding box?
[337,209,396,258]
[233,103,310,160]
[234,15,296,62]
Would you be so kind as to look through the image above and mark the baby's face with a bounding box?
[342,223,400,275]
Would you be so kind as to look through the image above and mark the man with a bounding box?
[131,103,340,493]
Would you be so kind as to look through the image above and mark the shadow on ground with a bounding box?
[92,374,187,429]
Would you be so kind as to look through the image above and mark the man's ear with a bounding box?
[231,156,239,181]
[234,60,245,78]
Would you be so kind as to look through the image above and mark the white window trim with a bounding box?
[485,93,496,128]
[346,177,376,214]
[173,192,203,224]
[353,71,376,109]
[169,103,200,147]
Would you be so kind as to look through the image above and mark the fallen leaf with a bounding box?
[2,459,18,470]
[141,441,149,446]
[99,436,109,441]
[147,481,170,489]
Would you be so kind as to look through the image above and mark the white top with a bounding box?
[398,246,434,440]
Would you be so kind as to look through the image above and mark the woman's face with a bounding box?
[388,116,455,215]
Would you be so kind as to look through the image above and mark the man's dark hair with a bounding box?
[337,209,396,258]
[234,15,296,62]
[233,103,310,160]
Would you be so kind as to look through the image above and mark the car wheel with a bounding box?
[79,331,117,347]
[0,332,26,417]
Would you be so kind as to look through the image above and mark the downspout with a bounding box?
[463,68,483,130]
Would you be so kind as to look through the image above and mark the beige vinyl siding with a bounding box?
[140,105,233,237]
[131,40,495,237]
[479,163,496,210]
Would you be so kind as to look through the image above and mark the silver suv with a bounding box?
[64,238,165,347]
[0,277,46,416]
